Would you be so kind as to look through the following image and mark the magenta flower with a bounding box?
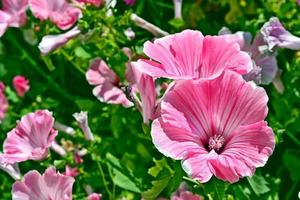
[0,82,8,122]
[0,110,58,164]
[135,30,252,80]
[38,26,81,55]
[0,0,28,37]
[64,165,79,177]
[126,62,157,124]
[29,0,81,30]
[13,75,30,97]
[124,0,135,6]
[261,17,300,51]
[86,58,133,108]
[77,0,103,7]
[171,183,202,200]
[87,193,102,200]
[12,166,75,200]
[151,71,275,183]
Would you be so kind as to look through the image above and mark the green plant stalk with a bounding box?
[96,159,113,200]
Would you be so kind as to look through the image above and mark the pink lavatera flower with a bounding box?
[77,0,103,7]
[151,71,275,183]
[0,82,8,122]
[29,0,81,30]
[127,62,157,124]
[87,193,102,200]
[12,166,75,200]
[136,30,252,80]
[0,110,58,164]
[13,75,30,97]
[64,165,79,177]
[86,58,133,108]
[0,0,28,37]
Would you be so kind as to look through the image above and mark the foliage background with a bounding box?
[1,0,300,199]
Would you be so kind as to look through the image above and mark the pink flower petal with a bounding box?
[12,166,75,200]
[86,58,133,108]
[29,0,81,30]
[13,75,30,97]
[0,82,8,121]
[77,0,103,7]
[87,193,102,200]
[1,110,58,164]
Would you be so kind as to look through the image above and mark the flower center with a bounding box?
[208,134,225,152]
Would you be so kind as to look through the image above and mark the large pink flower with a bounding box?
[12,166,75,200]
[13,75,30,97]
[151,71,275,183]
[0,110,58,164]
[0,82,8,121]
[135,30,252,80]
[29,0,81,30]
[0,0,28,37]
[86,58,133,108]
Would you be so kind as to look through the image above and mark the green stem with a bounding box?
[7,33,74,101]
[286,131,300,147]
[96,159,113,200]
[61,50,85,74]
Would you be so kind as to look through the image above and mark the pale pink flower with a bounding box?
[29,0,81,30]
[38,26,81,55]
[73,111,94,141]
[86,58,133,108]
[135,30,252,80]
[173,0,182,19]
[87,193,102,200]
[13,75,30,97]
[0,0,28,37]
[151,71,275,183]
[124,0,135,6]
[126,62,157,124]
[171,183,202,200]
[0,159,21,180]
[0,82,8,122]
[77,0,103,7]
[0,110,58,164]
[64,165,79,177]
[12,166,75,200]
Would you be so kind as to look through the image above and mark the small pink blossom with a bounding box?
[87,193,102,200]
[86,58,133,108]
[135,30,252,80]
[64,165,79,177]
[77,0,103,7]
[124,0,135,6]
[0,110,58,164]
[73,111,94,141]
[151,71,275,183]
[29,0,81,30]
[0,0,28,37]
[171,183,202,200]
[13,75,30,97]
[0,159,21,180]
[12,166,75,200]
[0,82,8,122]
[38,26,81,55]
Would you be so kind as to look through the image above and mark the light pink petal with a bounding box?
[1,110,57,163]
[199,36,252,79]
[0,11,10,37]
[172,191,202,200]
[127,62,157,123]
[77,0,103,7]
[2,0,28,27]
[0,85,8,121]
[151,118,204,160]
[29,0,81,30]
[12,167,74,200]
[140,30,204,79]
[38,26,81,55]
[87,193,102,200]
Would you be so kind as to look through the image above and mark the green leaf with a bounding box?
[148,158,168,178]
[247,174,270,196]
[142,176,171,200]
[111,169,141,193]
[74,46,91,59]
[283,150,300,182]
[233,185,251,200]
[204,178,227,200]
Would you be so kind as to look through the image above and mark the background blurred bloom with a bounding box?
[77,0,103,7]
[12,167,75,200]
[86,58,133,108]
[0,110,58,164]
[171,182,202,200]
[0,0,28,37]
[124,0,135,6]
[64,165,79,177]
[87,193,102,200]
[38,26,81,55]
[261,17,300,51]
[136,30,252,80]
[0,82,8,122]
[29,0,81,30]
[13,75,30,97]
[151,71,275,183]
